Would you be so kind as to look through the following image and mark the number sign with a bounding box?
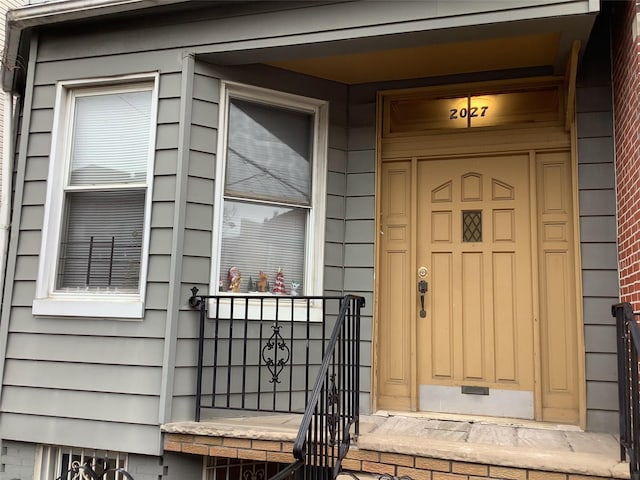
[387,86,560,134]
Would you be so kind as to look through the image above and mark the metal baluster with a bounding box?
[108,236,115,286]
[86,236,94,286]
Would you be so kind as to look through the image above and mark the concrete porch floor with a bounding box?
[162,411,630,479]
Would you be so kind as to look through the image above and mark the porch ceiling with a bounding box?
[266,32,562,84]
[199,12,596,85]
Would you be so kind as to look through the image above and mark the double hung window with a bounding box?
[212,83,327,298]
[34,74,158,318]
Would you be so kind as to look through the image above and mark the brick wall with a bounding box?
[164,434,623,480]
[0,441,36,480]
[612,1,640,309]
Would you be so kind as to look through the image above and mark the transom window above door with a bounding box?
[211,83,328,297]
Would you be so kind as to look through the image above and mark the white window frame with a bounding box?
[33,73,159,319]
[209,82,328,318]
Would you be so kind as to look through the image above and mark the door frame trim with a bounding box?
[372,79,586,428]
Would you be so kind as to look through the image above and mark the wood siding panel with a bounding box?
[156,124,180,151]
[3,360,161,395]
[183,230,212,257]
[180,255,210,284]
[24,156,49,181]
[1,386,158,424]
[155,149,179,176]
[328,148,347,173]
[146,282,170,310]
[33,52,183,87]
[21,180,46,205]
[159,72,182,99]
[31,85,56,109]
[6,333,165,366]
[188,150,216,179]
[0,413,161,456]
[8,307,166,337]
[29,109,53,133]
[152,176,176,202]
[192,99,218,128]
[149,228,174,255]
[190,124,217,154]
[13,255,37,281]
[16,231,41,256]
[327,195,345,219]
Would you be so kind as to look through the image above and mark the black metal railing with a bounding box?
[613,302,640,480]
[287,294,364,480]
[55,461,134,480]
[188,288,363,480]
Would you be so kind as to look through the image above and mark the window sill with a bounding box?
[32,296,144,319]
[207,296,325,322]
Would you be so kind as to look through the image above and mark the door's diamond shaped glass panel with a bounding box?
[463,210,482,242]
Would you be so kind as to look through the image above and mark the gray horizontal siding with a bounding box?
[1,386,159,424]
[5,333,165,366]
[341,83,379,411]
[7,307,167,336]
[32,52,183,87]
[0,413,161,455]
[1,41,186,453]
[3,360,161,395]
[575,10,619,433]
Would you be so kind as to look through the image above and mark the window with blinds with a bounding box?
[213,84,328,297]
[33,74,157,319]
[56,89,151,292]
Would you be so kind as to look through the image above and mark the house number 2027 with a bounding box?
[449,106,489,120]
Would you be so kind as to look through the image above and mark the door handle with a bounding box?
[418,280,428,318]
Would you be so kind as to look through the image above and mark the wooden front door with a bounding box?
[377,150,579,423]
[416,154,534,417]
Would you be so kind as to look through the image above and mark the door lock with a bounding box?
[418,280,428,318]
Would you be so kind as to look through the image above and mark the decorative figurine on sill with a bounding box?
[247,276,254,292]
[227,266,241,293]
[272,267,286,295]
[257,271,268,292]
[290,281,300,296]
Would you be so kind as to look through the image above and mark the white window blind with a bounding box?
[218,97,313,294]
[226,98,311,204]
[56,89,151,292]
[70,92,149,185]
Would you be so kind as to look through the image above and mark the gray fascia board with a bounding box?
[2,0,191,93]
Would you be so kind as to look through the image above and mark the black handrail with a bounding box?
[288,294,363,480]
[613,302,640,480]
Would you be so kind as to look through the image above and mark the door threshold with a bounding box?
[373,409,583,431]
